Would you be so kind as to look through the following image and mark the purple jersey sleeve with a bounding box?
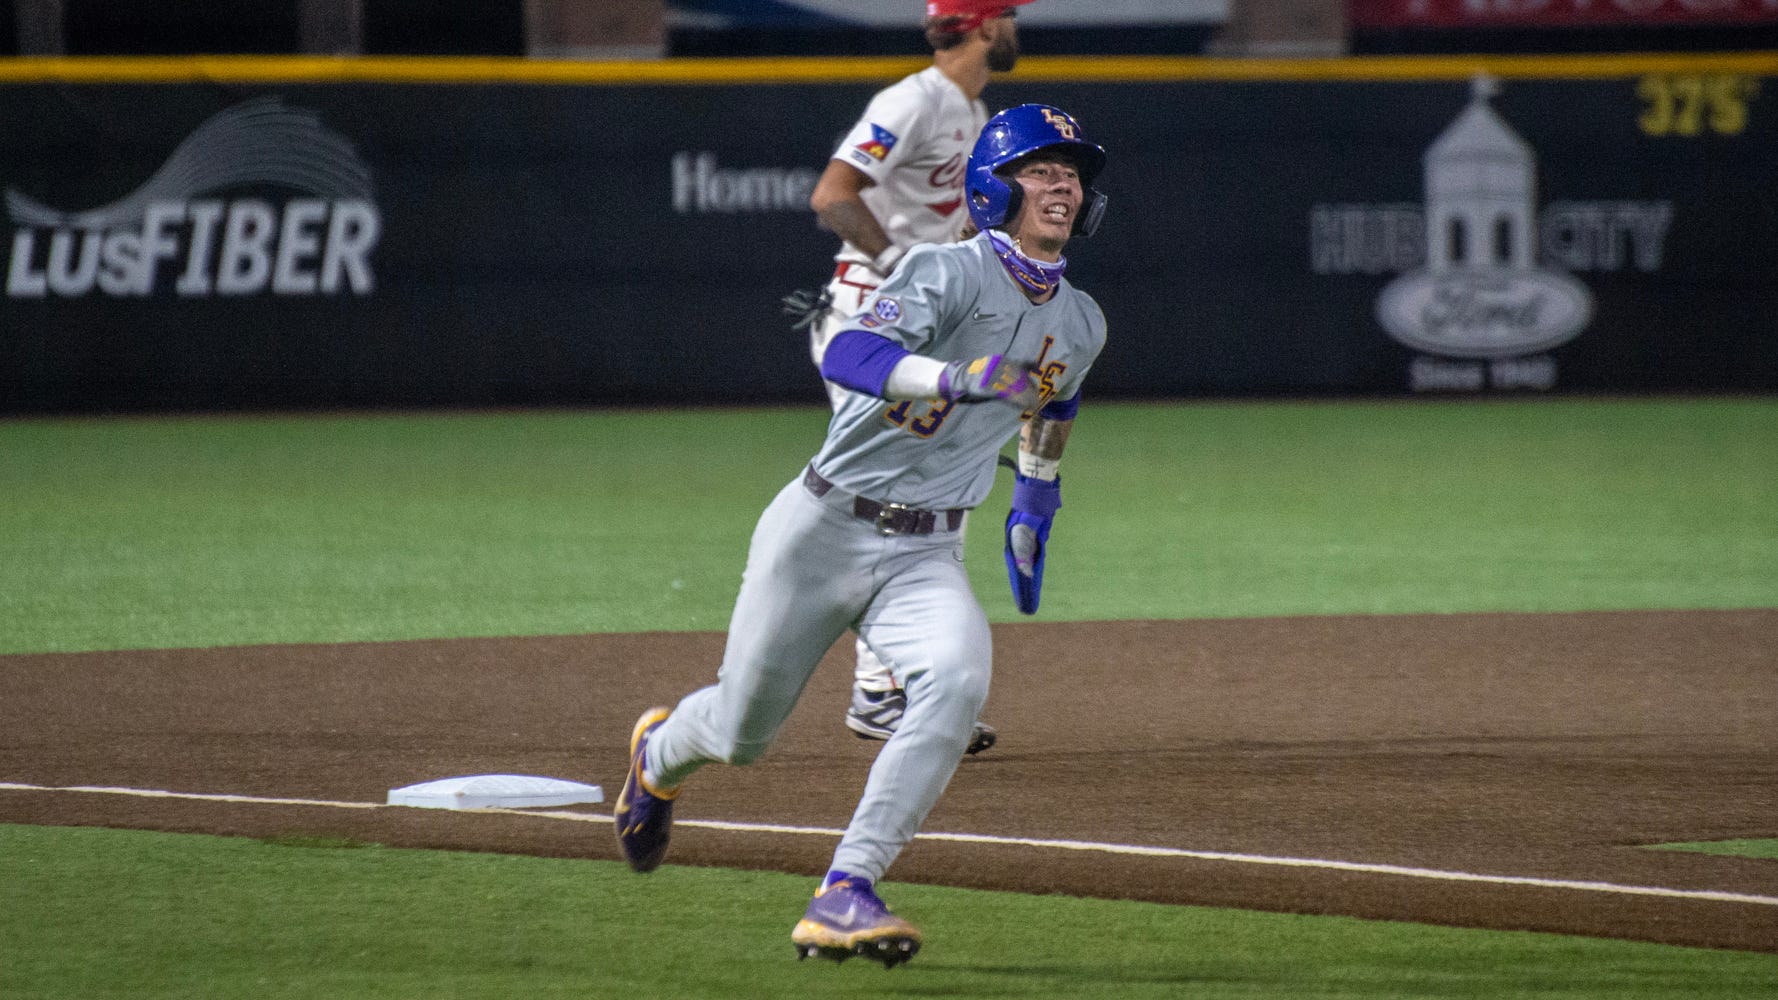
[820,330,912,398]
[1039,392,1081,421]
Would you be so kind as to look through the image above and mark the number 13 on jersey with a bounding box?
[884,398,958,438]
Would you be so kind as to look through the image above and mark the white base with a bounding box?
[387,774,604,811]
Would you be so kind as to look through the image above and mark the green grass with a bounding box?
[3,824,1773,1000]
[4,398,1776,996]
[2,398,1774,654]
[0,408,819,653]
[1650,839,1778,860]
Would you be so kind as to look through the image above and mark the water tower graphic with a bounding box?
[1376,76,1593,359]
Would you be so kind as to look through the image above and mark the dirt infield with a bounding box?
[3,610,1776,953]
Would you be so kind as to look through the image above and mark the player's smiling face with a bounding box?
[1004,153,1083,258]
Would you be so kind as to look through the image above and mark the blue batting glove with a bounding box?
[1004,473,1061,615]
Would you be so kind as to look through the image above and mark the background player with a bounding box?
[618,103,1110,967]
[787,0,1031,756]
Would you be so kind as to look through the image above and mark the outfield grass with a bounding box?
[2,398,1774,654]
[4,824,1774,1000]
[3,398,1775,997]
[1650,839,1778,860]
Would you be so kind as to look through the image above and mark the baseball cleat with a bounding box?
[790,873,922,969]
[844,687,906,741]
[964,719,997,755]
[613,707,678,873]
[846,687,998,755]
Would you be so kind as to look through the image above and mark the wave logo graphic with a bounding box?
[6,97,381,299]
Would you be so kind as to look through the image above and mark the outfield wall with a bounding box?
[1,54,1774,413]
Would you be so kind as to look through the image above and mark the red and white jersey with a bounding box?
[830,65,987,268]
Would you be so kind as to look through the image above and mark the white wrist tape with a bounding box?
[883,354,947,400]
[1017,452,1060,481]
[870,244,907,277]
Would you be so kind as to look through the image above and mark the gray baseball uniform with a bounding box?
[647,231,1105,881]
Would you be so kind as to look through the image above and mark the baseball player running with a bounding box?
[617,103,1110,968]
[786,0,1031,756]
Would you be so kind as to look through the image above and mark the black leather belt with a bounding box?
[803,466,965,535]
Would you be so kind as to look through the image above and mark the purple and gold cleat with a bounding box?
[613,707,678,873]
[790,872,922,968]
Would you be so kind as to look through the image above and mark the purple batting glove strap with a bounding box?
[936,359,961,400]
[938,353,1007,401]
[1010,472,1062,518]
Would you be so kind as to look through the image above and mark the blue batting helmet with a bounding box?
[965,104,1108,238]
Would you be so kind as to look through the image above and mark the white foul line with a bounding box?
[4,781,1775,908]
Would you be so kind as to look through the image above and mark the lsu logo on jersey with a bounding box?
[1022,335,1070,418]
[854,124,899,162]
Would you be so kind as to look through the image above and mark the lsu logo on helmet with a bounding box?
[964,104,1108,238]
[1040,108,1079,140]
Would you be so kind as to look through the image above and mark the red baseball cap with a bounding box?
[926,0,1034,32]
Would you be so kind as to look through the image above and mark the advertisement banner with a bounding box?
[1350,0,1778,29]
[669,0,1229,28]
[1,61,1774,412]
